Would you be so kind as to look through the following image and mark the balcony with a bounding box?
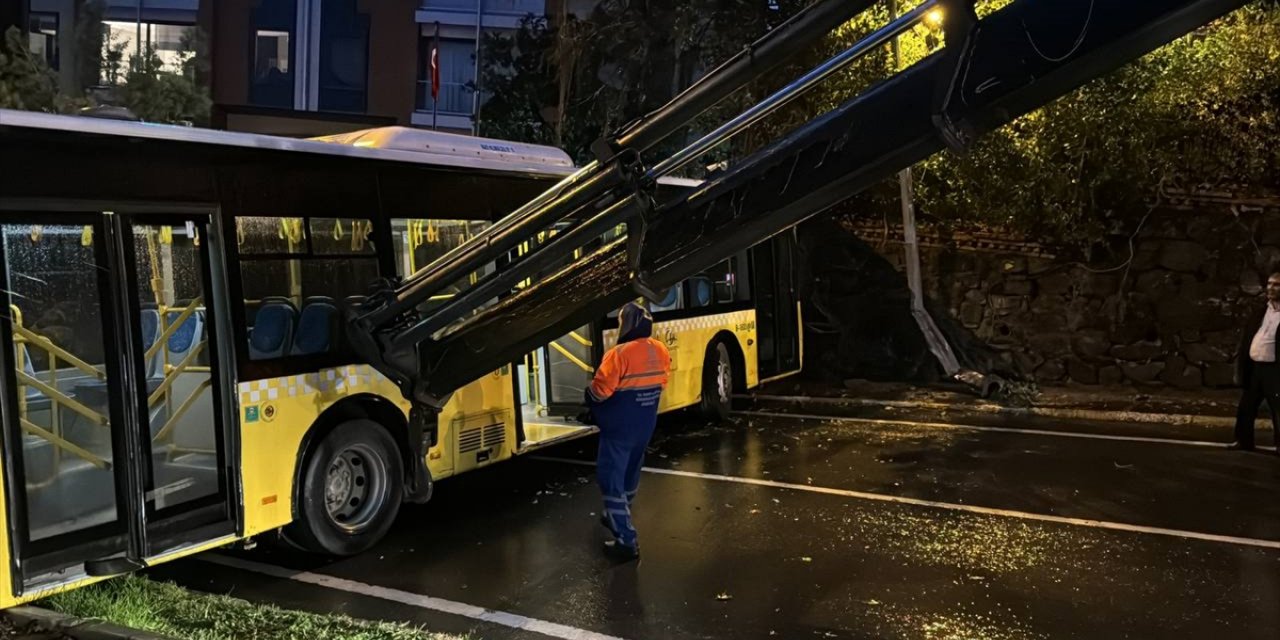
[102,0,200,24]
[417,0,545,29]
[416,80,473,117]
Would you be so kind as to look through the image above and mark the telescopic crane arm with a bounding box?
[346,0,1252,441]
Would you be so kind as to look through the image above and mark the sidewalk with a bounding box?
[751,378,1254,428]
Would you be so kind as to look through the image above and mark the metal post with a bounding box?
[135,0,144,62]
[890,0,960,377]
[432,21,440,131]
[472,0,483,135]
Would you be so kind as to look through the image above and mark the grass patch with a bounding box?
[41,574,467,640]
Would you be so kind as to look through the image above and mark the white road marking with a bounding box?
[735,409,1273,450]
[534,457,1280,551]
[199,554,627,640]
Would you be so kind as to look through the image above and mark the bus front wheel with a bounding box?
[699,341,734,422]
[287,419,404,556]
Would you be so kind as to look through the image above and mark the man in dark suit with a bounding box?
[1231,269,1280,452]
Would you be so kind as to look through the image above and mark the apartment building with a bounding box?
[414,0,544,132]
[20,0,553,137]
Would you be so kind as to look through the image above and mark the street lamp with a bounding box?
[926,7,945,28]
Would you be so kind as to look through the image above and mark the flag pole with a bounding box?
[432,21,441,130]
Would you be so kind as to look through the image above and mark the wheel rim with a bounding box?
[716,347,732,404]
[323,443,388,533]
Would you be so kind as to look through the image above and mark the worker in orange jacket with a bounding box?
[585,301,670,561]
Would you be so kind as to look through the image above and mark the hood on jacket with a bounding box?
[617,301,653,343]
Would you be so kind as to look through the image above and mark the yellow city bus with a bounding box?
[0,110,799,604]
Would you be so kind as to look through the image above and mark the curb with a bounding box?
[743,394,1254,429]
[4,606,177,640]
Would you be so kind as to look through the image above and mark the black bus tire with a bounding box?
[699,341,734,422]
[285,419,403,556]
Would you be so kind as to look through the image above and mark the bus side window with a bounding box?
[651,285,682,313]
[686,255,749,309]
[390,218,493,311]
[236,216,379,361]
[688,276,715,308]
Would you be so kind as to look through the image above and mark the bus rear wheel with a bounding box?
[699,341,734,422]
[287,419,403,556]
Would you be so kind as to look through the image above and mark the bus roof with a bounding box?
[309,126,574,170]
[0,110,703,188]
[313,126,703,189]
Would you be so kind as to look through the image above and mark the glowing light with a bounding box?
[926,7,945,27]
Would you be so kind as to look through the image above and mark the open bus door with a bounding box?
[516,323,600,452]
[752,230,801,381]
[0,209,235,594]
[541,324,600,417]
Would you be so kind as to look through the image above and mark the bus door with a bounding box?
[540,324,599,417]
[752,231,801,380]
[0,210,234,593]
[515,323,599,451]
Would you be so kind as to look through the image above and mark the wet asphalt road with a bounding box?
[151,405,1280,639]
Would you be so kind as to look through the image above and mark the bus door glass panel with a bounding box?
[0,221,125,554]
[751,234,800,378]
[127,221,227,527]
[772,233,800,372]
[541,324,597,417]
[752,241,780,374]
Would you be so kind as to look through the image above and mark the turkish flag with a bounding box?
[430,39,441,100]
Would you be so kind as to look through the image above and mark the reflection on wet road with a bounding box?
[152,408,1280,639]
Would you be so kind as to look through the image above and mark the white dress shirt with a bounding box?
[1249,303,1280,362]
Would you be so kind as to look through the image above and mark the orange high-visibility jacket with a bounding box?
[588,337,671,404]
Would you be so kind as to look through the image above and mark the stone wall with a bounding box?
[847,208,1280,389]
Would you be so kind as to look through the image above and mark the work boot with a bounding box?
[602,539,639,562]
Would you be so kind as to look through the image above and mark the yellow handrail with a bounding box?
[16,371,108,427]
[148,341,206,407]
[152,378,212,443]
[549,341,594,373]
[146,298,203,362]
[20,418,109,469]
[12,326,106,380]
[567,331,593,347]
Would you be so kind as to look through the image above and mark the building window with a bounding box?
[250,0,296,108]
[255,30,291,78]
[101,21,195,83]
[28,12,59,70]
[318,0,370,113]
[416,35,475,116]
[419,0,545,16]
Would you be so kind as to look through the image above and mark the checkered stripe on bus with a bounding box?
[602,309,756,348]
[237,365,388,405]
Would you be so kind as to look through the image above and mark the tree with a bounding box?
[480,2,1280,254]
[74,0,109,92]
[479,0,811,164]
[0,26,84,112]
[118,31,211,126]
[909,3,1280,251]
